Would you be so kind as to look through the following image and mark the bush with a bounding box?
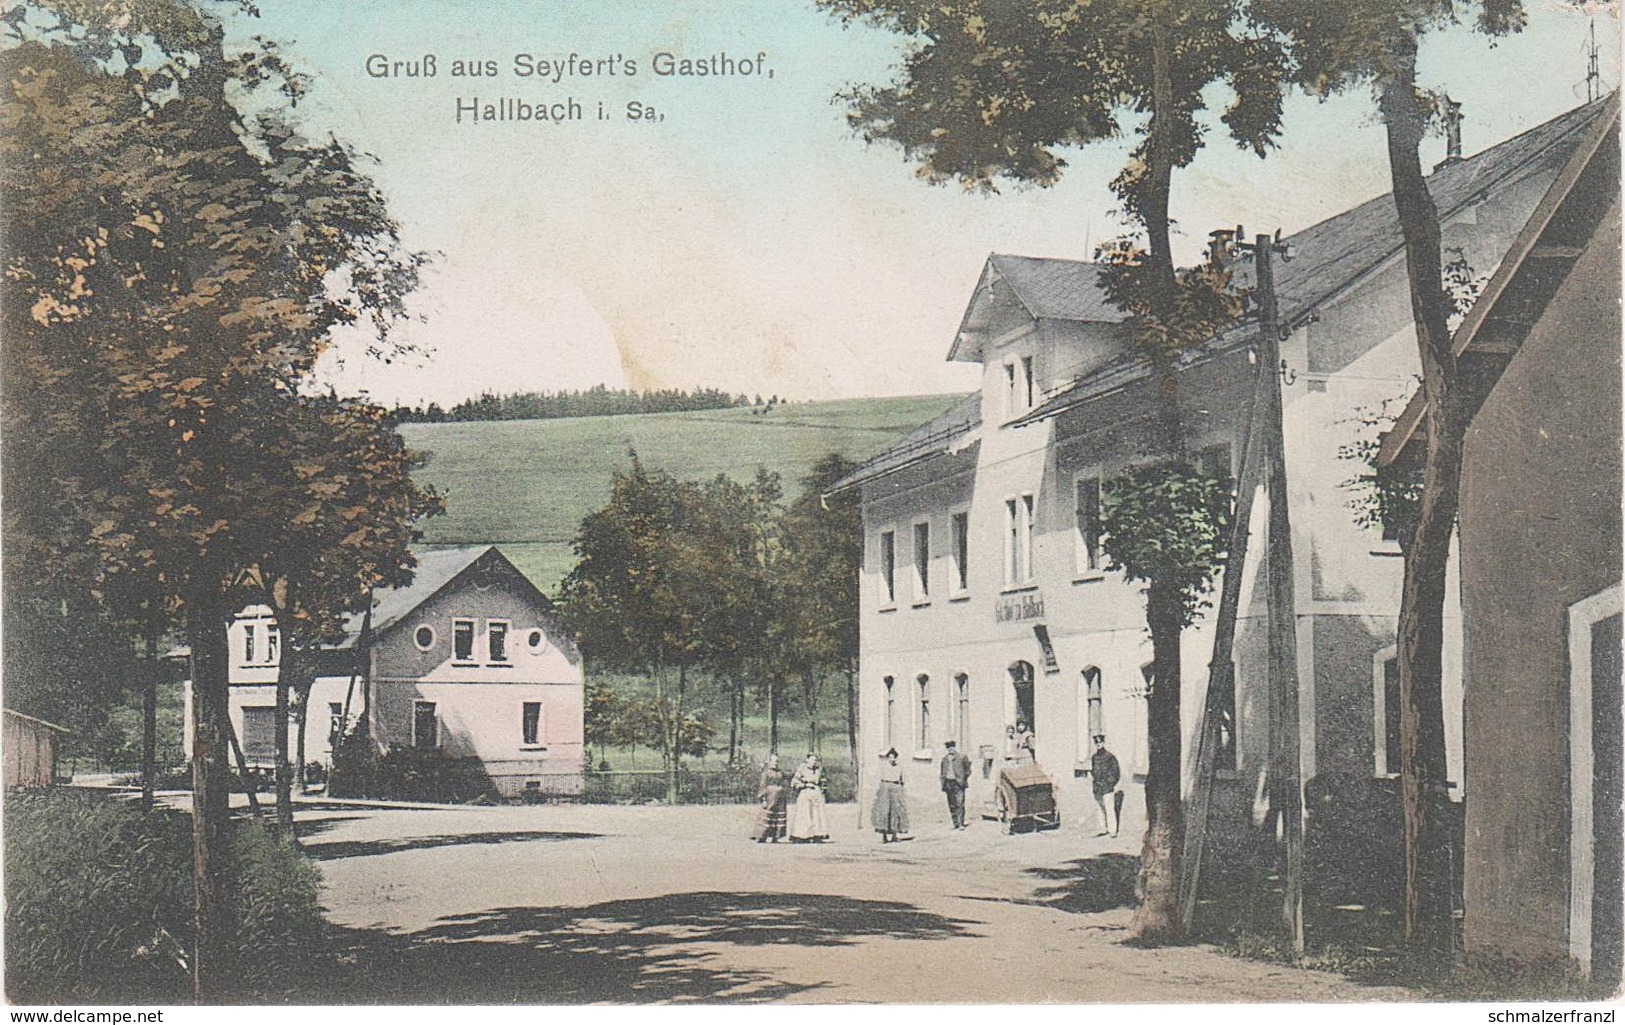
[5,790,326,1004]
[329,741,496,804]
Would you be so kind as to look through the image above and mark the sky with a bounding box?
[228,1,1623,407]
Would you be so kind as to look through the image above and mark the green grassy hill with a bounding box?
[399,394,966,593]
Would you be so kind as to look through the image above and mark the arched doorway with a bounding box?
[1007,660,1035,735]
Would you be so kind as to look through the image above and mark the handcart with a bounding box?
[984,762,1061,833]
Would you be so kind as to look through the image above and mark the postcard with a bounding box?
[2,0,1620,1015]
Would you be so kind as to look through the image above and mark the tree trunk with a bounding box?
[846,663,859,780]
[731,679,744,766]
[667,662,685,805]
[186,588,232,1002]
[1378,35,1459,957]
[273,646,296,835]
[142,626,159,814]
[768,673,780,755]
[1129,581,1186,943]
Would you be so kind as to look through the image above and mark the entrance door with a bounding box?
[1008,661,1035,733]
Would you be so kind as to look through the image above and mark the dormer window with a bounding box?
[244,624,256,663]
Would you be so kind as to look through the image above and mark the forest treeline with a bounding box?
[393,385,787,423]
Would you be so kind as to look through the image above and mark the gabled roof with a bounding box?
[949,255,1128,362]
[1268,97,1615,333]
[1013,97,1616,428]
[825,393,981,494]
[335,545,553,648]
[1378,93,1620,466]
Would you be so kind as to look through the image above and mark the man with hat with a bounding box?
[940,738,973,829]
[1090,735,1122,837]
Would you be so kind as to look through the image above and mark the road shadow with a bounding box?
[290,815,365,842]
[314,891,982,1003]
[1015,853,1141,914]
[303,830,599,862]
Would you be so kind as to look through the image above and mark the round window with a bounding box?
[526,628,546,653]
[413,625,436,651]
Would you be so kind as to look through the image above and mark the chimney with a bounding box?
[1434,96,1464,172]
[1207,227,1236,269]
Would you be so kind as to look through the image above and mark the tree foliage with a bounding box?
[1100,461,1235,627]
[2,0,436,995]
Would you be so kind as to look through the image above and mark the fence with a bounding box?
[571,762,856,806]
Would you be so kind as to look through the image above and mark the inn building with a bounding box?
[831,100,1613,846]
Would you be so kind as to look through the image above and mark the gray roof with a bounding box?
[987,254,1131,324]
[1016,98,1615,427]
[335,545,510,648]
[826,393,981,493]
[1267,97,1614,330]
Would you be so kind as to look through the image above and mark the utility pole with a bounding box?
[1255,232,1305,958]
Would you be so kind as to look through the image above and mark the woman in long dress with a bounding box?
[787,753,830,842]
[870,748,909,843]
[751,754,788,843]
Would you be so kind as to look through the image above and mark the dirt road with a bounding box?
[301,799,1410,1004]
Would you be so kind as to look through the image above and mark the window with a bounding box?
[328,702,345,743]
[912,521,931,600]
[1005,499,1036,584]
[265,626,279,665]
[1005,500,1019,583]
[1020,494,1035,582]
[453,619,475,663]
[955,673,970,749]
[951,511,969,593]
[1022,355,1035,409]
[522,701,542,745]
[241,706,276,760]
[414,625,436,651]
[1075,476,1102,573]
[1083,667,1103,750]
[525,628,546,653]
[488,620,510,664]
[883,676,896,749]
[244,624,256,664]
[917,674,931,748]
[413,700,438,751]
[879,530,896,605]
[1004,362,1018,417]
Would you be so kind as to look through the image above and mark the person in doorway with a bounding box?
[787,753,830,842]
[1013,720,1036,764]
[752,753,789,843]
[940,739,972,829]
[1091,735,1122,838]
[870,748,910,842]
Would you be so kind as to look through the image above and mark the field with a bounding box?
[399,394,965,592]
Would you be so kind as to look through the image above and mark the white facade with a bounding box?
[840,103,1604,833]
[187,546,586,798]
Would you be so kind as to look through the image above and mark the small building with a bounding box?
[4,709,70,788]
[1382,95,1620,983]
[186,545,585,798]
[831,99,1611,873]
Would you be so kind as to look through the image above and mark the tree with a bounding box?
[2,0,430,997]
[1248,0,1525,954]
[819,0,1284,941]
[246,394,440,832]
[779,454,862,770]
